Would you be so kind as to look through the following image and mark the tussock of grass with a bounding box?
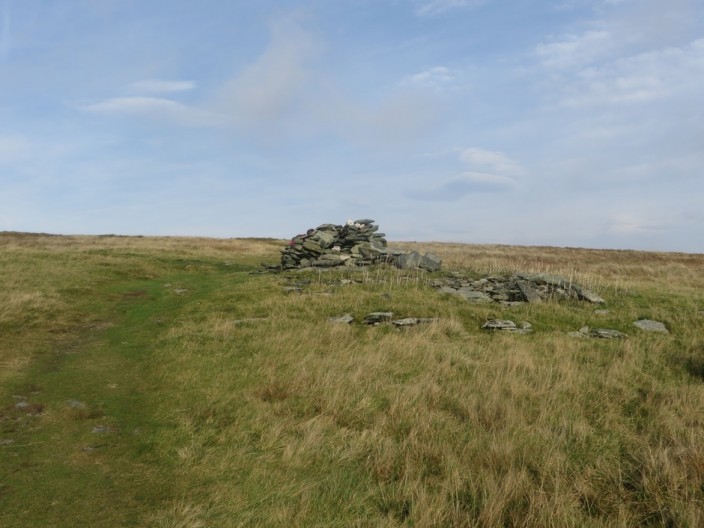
[1,233,703,526]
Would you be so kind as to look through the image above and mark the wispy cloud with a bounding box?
[459,147,524,175]
[559,38,704,106]
[83,96,216,126]
[408,147,521,201]
[415,0,488,17]
[607,212,670,235]
[535,30,613,69]
[408,171,517,201]
[400,66,457,91]
[127,79,196,94]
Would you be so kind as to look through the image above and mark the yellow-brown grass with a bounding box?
[1,233,703,527]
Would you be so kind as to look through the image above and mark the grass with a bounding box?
[1,232,703,527]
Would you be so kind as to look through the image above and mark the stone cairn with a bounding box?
[276,219,441,272]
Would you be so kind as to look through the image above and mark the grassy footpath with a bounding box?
[0,235,265,526]
[1,233,704,527]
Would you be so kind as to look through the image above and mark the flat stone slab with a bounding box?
[392,317,439,328]
[633,320,669,333]
[482,319,516,330]
[517,282,543,303]
[363,312,394,325]
[576,288,606,304]
[329,314,355,324]
[575,326,628,339]
[482,319,533,334]
[456,288,493,303]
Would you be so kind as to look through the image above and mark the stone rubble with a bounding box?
[481,319,534,334]
[274,219,442,272]
[569,326,628,339]
[432,272,605,305]
[328,312,439,328]
[392,317,439,328]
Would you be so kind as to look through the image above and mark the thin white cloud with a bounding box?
[536,30,613,70]
[127,79,196,94]
[460,147,524,175]
[560,38,704,106]
[83,96,216,126]
[415,0,488,17]
[607,212,670,235]
[407,171,518,201]
[400,66,457,90]
[459,171,519,190]
[407,147,522,202]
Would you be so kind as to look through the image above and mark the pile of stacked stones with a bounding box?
[279,219,441,272]
[430,272,605,305]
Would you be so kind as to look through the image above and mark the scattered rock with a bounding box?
[67,400,87,409]
[633,320,669,333]
[329,314,355,324]
[517,282,543,304]
[0,439,15,445]
[574,326,628,339]
[432,273,605,305]
[391,317,438,328]
[283,287,302,294]
[363,312,394,325]
[482,319,533,334]
[91,425,115,434]
[395,251,422,270]
[575,288,606,304]
[482,319,516,330]
[594,310,610,315]
[457,288,494,303]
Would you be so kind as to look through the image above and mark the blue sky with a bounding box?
[1,0,702,252]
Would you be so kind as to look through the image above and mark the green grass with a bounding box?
[1,233,703,527]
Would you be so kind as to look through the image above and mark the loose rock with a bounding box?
[391,317,438,328]
[575,326,628,339]
[633,320,669,333]
[432,273,606,305]
[363,312,394,325]
[329,314,355,325]
[482,319,533,334]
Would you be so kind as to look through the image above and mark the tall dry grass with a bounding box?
[1,233,703,527]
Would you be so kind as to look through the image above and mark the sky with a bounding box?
[1,0,703,252]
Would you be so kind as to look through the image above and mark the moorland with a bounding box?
[1,232,703,527]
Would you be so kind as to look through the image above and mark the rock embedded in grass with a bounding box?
[391,317,439,328]
[432,272,606,306]
[481,319,533,334]
[329,314,355,324]
[633,319,669,333]
[574,326,628,339]
[363,312,394,325]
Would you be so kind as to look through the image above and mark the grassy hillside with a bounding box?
[1,232,703,527]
